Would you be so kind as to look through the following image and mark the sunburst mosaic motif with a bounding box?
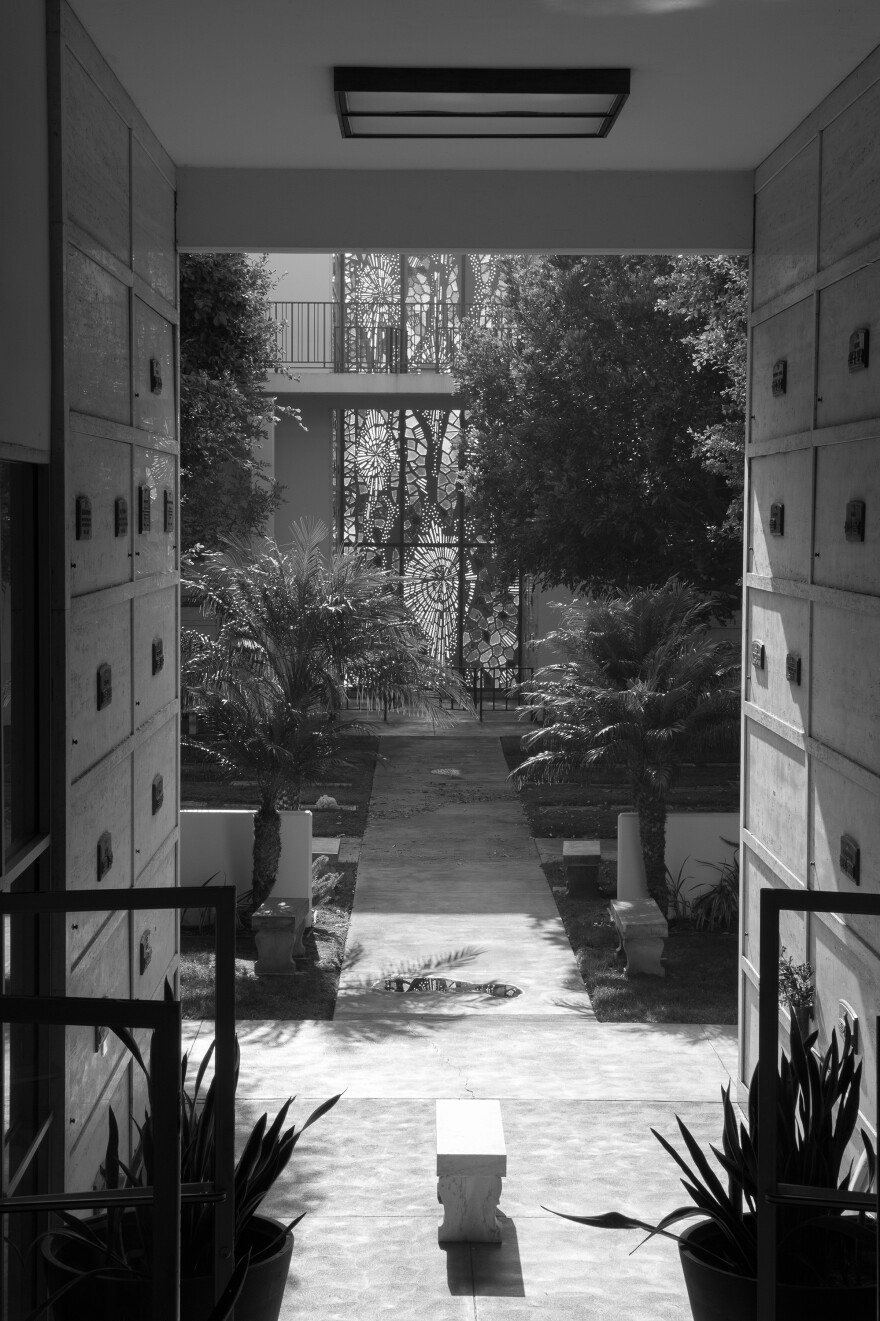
[338,404,519,671]
[335,255,519,670]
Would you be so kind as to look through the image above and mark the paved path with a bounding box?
[185,713,738,1321]
[335,725,595,1017]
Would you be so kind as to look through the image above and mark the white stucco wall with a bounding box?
[617,811,739,909]
[180,808,314,922]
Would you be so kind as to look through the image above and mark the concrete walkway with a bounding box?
[185,712,738,1320]
[335,718,595,1016]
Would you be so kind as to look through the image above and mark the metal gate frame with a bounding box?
[0,885,237,1321]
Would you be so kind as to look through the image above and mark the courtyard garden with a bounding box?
[503,742,739,1022]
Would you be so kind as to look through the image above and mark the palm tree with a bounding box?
[183,520,469,905]
[514,580,739,909]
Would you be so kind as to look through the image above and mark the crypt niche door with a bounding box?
[48,0,180,1195]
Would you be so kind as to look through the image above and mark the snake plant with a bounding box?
[35,1018,340,1321]
[548,1018,876,1285]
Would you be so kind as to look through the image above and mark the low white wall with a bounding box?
[180,808,313,922]
[617,811,739,908]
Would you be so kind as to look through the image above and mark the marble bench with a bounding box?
[563,839,602,897]
[251,897,310,976]
[609,898,668,977]
[436,1099,506,1244]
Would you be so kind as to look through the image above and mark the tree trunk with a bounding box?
[634,785,668,911]
[252,806,282,907]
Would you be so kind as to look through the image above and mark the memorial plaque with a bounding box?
[96,662,113,710]
[839,834,860,884]
[769,502,785,536]
[848,328,869,373]
[840,499,861,541]
[75,495,92,540]
[138,485,152,534]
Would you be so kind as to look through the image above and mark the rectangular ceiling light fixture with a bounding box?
[334,67,630,139]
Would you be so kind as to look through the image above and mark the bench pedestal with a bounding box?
[436,1099,506,1244]
[438,1175,503,1244]
[609,898,668,977]
[251,898,310,976]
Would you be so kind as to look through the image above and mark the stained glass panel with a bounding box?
[341,409,400,545]
[339,404,519,672]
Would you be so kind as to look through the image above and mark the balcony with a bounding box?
[270,301,509,372]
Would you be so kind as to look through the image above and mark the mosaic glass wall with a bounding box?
[338,406,519,672]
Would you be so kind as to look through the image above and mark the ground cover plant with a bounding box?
[179,733,378,1020]
[502,737,739,1024]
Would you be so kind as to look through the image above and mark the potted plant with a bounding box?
[546,1019,876,1321]
[183,519,469,906]
[778,944,814,1040]
[39,1027,340,1321]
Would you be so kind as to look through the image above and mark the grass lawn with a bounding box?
[542,858,737,1023]
[179,732,378,1020]
[180,862,357,1021]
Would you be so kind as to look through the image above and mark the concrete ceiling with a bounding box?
[71,0,880,174]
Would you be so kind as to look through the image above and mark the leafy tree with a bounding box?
[456,256,742,605]
[657,256,749,537]
[183,520,469,904]
[180,253,294,553]
[513,580,739,909]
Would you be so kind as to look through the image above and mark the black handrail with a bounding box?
[270,300,510,370]
[0,885,237,1321]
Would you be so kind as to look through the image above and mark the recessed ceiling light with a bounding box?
[334,67,630,139]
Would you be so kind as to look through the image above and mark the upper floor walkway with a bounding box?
[270,299,510,373]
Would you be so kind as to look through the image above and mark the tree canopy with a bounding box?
[179,253,294,553]
[456,255,746,606]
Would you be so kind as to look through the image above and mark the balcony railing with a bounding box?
[270,301,510,372]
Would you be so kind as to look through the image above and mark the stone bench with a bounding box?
[609,898,668,977]
[251,897,310,976]
[563,839,602,897]
[436,1099,506,1244]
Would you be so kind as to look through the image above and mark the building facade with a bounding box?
[3,0,880,1314]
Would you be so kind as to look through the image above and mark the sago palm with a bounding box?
[183,519,468,904]
[514,580,739,909]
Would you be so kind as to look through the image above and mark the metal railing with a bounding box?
[270,301,510,371]
[0,886,237,1321]
[343,664,532,722]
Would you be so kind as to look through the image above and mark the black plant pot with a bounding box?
[678,1220,876,1321]
[42,1212,293,1321]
